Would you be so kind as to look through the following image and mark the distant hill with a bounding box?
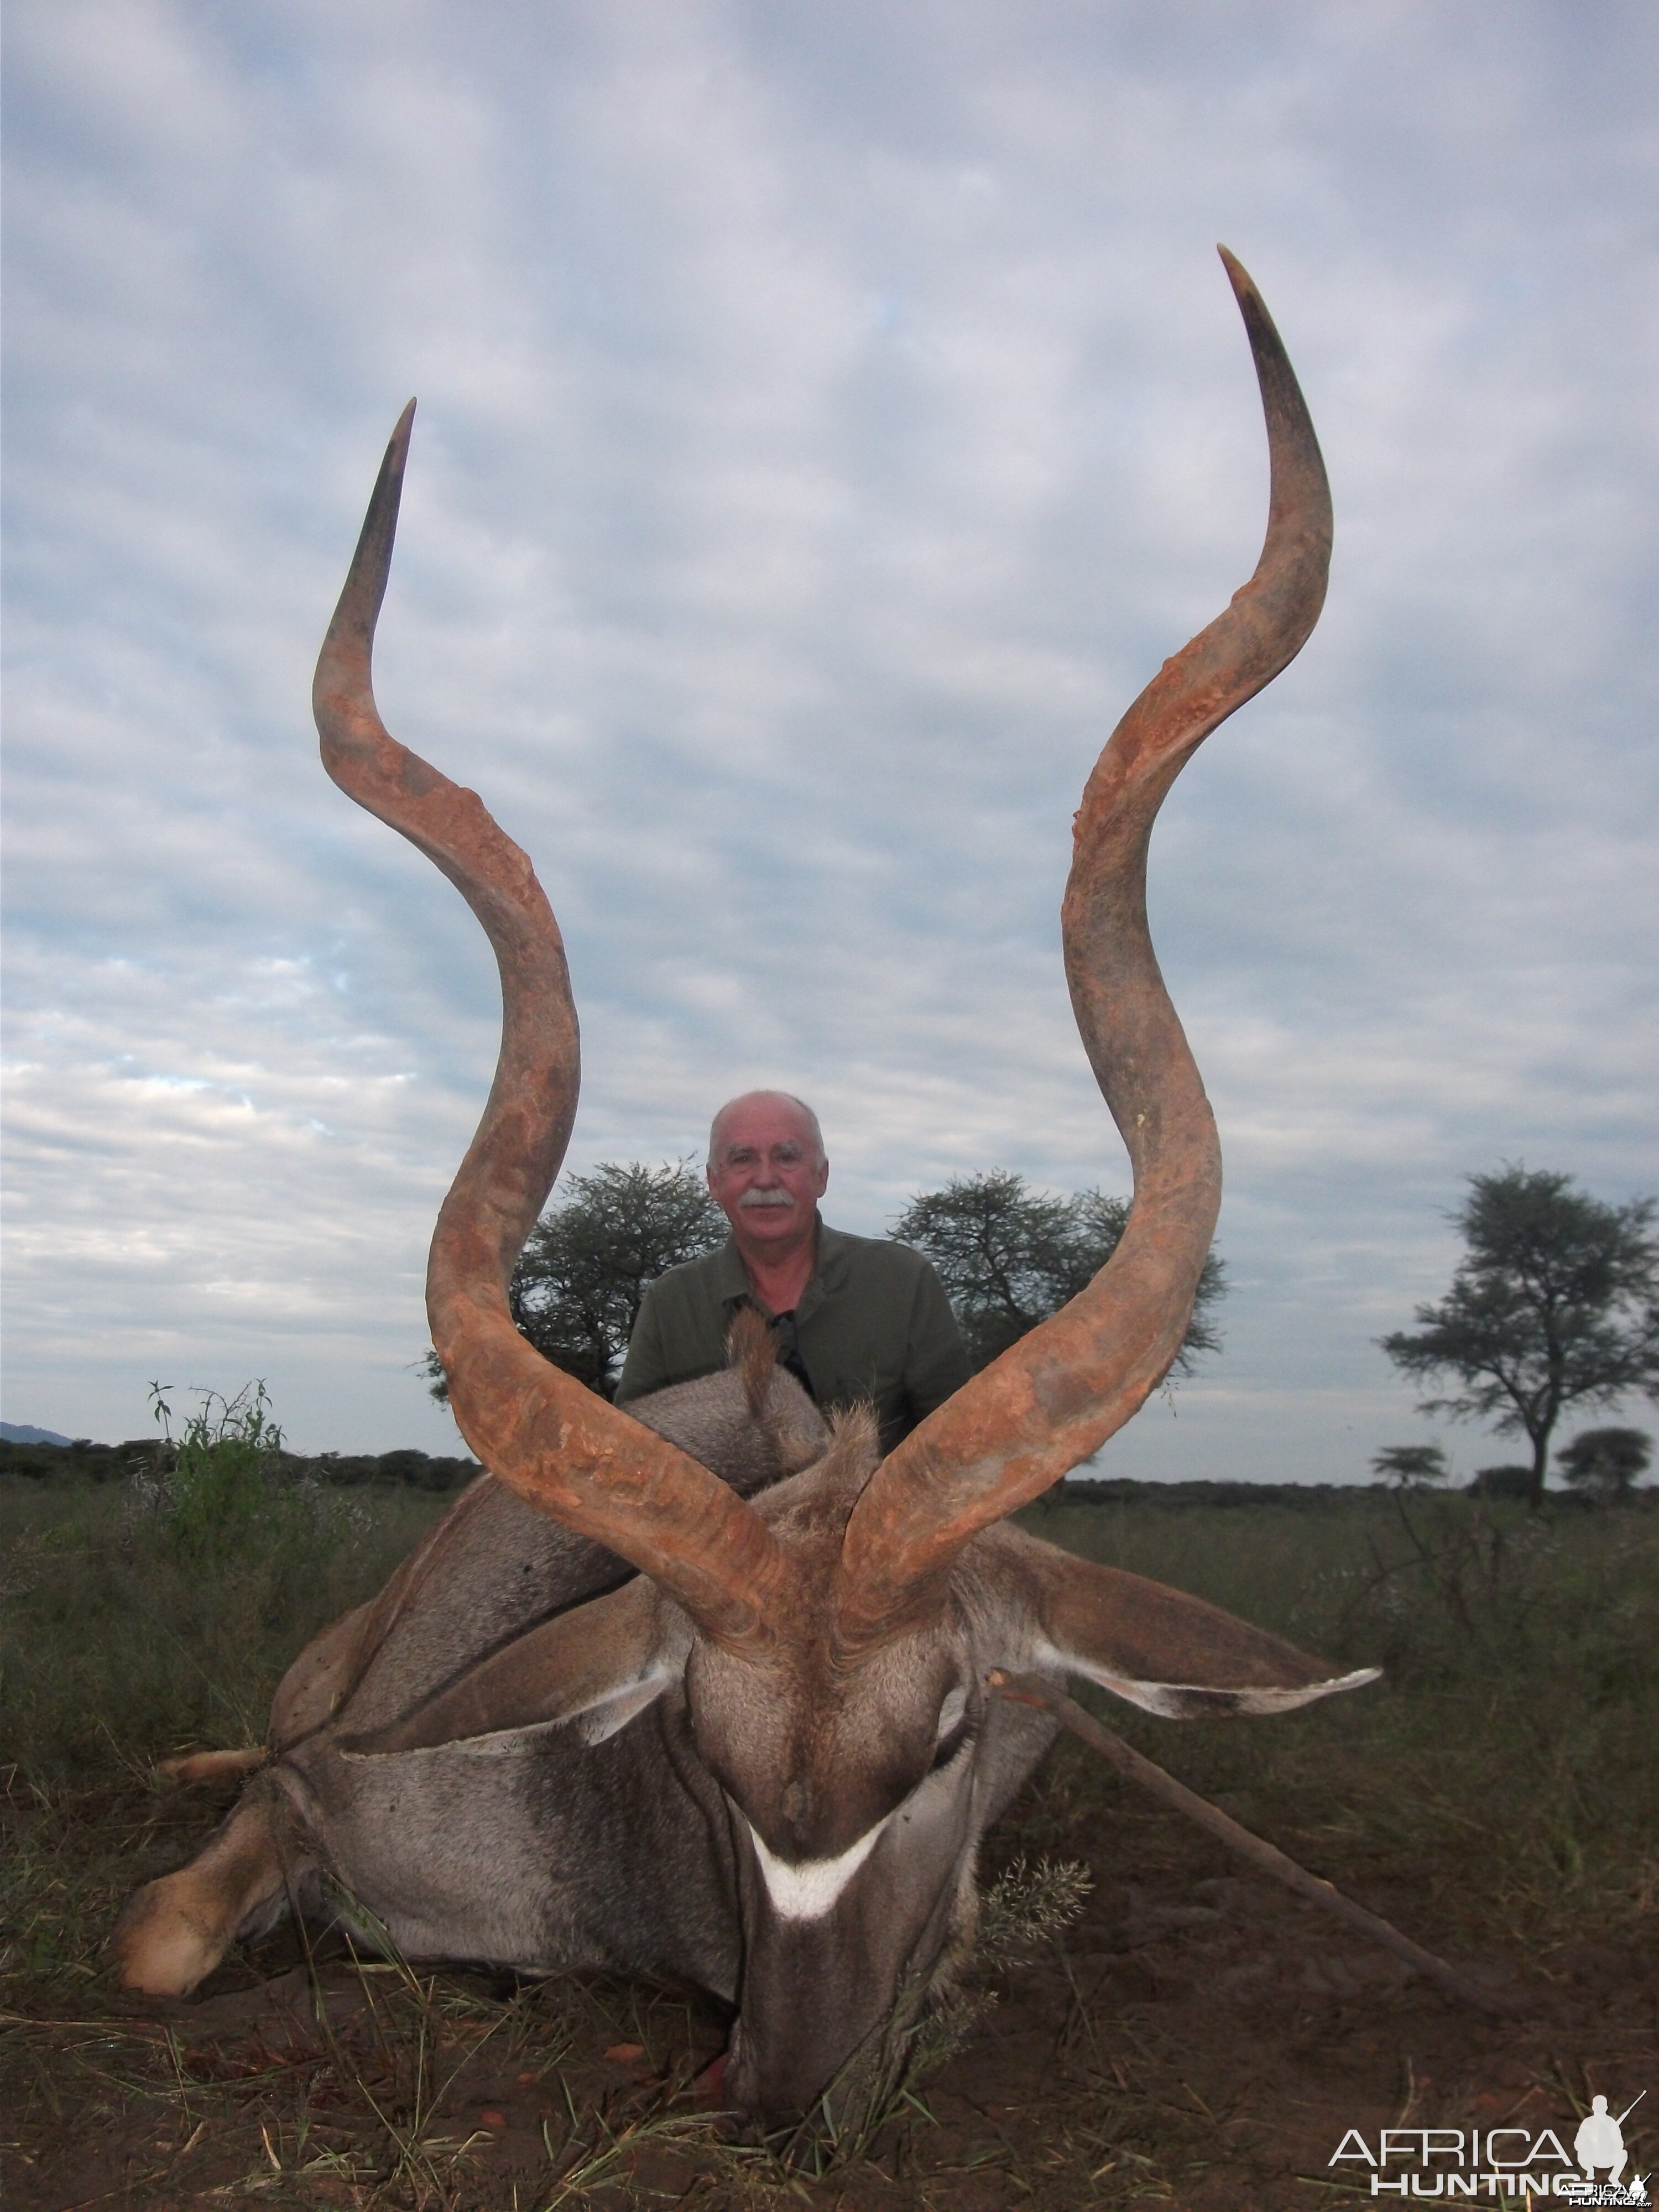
[1,1422,76,1447]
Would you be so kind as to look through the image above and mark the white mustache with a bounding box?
[739,1189,795,1210]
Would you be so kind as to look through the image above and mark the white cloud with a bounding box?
[3,0,1655,1474]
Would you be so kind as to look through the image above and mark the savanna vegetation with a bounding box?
[0,1403,479,1495]
[4,1433,1654,2210]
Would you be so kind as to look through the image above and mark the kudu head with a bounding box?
[315,249,1337,2127]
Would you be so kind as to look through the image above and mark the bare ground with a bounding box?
[5,1759,1652,2212]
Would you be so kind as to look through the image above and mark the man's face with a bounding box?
[707,1095,829,1249]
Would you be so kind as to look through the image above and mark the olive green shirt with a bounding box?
[615,1222,970,1455]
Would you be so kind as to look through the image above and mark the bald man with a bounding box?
[615,1091,969,1455]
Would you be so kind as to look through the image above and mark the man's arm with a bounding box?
[901,1260,973,1425]
[614,1284,671,1405]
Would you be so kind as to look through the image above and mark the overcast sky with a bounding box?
[4,1,1655,1481]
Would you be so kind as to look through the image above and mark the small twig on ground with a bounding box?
[986,1670,1518,2017]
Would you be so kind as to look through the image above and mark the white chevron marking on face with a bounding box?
[745,1815,892,1921]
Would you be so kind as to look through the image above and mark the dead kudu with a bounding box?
[115,252,1381,2131]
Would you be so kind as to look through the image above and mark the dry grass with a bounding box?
[1031,1486,1659,1960]
[3,1475,1655,2209]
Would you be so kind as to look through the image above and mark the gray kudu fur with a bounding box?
[114,253,1376,2128]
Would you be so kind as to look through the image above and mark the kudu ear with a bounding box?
[1009,1534,1378,1719]
[340,1575,688,1757]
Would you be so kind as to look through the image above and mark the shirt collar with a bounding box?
[716,1217,852,1319]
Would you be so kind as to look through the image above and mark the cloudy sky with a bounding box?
[4,1,1655,1480]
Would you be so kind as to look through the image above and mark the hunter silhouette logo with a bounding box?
[1574,2095,1646,2203]
[1329,2089,1648,2201]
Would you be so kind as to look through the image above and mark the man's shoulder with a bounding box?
[646,1245,729,1287]
[819,1224,937,1286]
[640,1240,745,1306]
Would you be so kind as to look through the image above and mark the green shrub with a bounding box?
[0,1387,445,1787]
[133,1381,307,1567]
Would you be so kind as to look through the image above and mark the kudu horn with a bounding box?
[835,248,1332,1646]
[312,405,793,1653]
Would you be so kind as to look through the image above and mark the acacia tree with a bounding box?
[1380,1167,1659,1511]
[1370,1443,1449,1490]
[426,1161,725,1403]
[891,1169,1225,1376]
[1556,1426,1652,1504]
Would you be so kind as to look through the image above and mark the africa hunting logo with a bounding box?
[1329,2090,1647,2201]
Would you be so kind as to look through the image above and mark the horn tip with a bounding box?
[1215,244,1254,299]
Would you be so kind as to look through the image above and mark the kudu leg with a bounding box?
[157,1746,270,1785]
[113,1790,293,1996]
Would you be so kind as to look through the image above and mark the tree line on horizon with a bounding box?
[0,1430,480,1491]
[11,1164,1652,1507]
